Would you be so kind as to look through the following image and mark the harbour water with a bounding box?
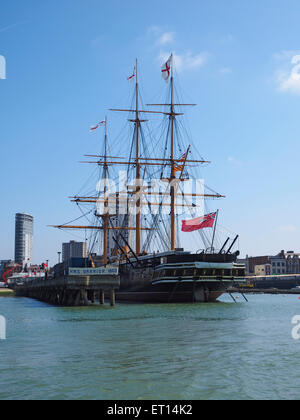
[0,294,300,400]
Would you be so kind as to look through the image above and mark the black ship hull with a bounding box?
[115,251,245,303]
[115,285,224,304]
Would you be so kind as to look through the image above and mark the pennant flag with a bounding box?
[174,164,184,173]
[127,66,136,81]
[90,120,106,132]
[182,213,217,232]
[174,150,188,172]
[161,55,172,83]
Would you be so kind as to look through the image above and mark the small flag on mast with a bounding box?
[174,164,184,173]
[89,120,106,132]
[161,55,172,83]
[174,150,188,173]
[127,66,136,81]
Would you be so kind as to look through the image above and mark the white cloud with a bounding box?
[158,32,175,46]
[273,50,298,61]
[148,26,209,73]
[159,51,208,73]
[219,34,234,44]
[275,51,300,94]
[0,23,18,33]
[0,21,28,34]
[147,26,161,36]
[228,156,243,167]
[278,225,297,233]
[219,67,232,74]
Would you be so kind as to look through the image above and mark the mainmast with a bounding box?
[109,59,146,256]
[170,55,176,251]
[135,59,141,256]
[103,117,109,265]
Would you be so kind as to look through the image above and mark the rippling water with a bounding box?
[0,293,300,400]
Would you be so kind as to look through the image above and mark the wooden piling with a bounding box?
[110,289,115,307]
[81,289,89,306]
[100,290,105,305]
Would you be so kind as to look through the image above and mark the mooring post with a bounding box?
[100,290,105,305]
[110,289,115,307]
[91,292,96,304]
[74,290,81,307]
[81,290,89,306]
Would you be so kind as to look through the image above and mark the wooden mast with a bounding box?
[103,117,109,265]
[135,59,141,256]
[170,54,176,251]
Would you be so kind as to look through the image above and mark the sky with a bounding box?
[1,0,300,265]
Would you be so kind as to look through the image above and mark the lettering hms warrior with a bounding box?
[51,54,246,303]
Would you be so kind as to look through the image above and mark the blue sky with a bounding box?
[1,0,300,264]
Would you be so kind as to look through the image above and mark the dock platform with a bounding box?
[12,266,120,307]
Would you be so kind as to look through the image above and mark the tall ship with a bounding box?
[51,55,246,303]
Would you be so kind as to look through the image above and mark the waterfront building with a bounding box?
[269,251,287,275]
[62,241,87,262]
[246,255,270,275]
[255,264,271,276]
[0,260,13,279]
[0,260,22,282]
[15,213,34,265]
[285,251,300,274]
[247,250,298,276]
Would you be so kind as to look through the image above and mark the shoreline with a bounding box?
[0,289,15,297]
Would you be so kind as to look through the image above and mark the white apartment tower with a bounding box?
[15,213,34,265]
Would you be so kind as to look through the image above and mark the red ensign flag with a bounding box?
[182,213,217,232]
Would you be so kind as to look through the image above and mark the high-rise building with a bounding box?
[15,213,34,265]
[62,241,87,262]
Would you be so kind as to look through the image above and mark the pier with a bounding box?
[12,266,120,307]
